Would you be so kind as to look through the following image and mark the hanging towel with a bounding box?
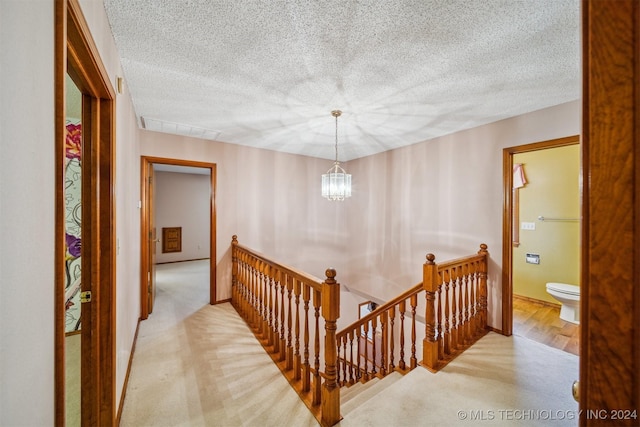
[513,163,527,188]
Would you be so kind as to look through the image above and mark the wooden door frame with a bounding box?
[55,0,116,425]
[140,156,217,320]
[501,135,580,336]
[581,0,639,422]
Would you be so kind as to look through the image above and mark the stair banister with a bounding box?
[321,268,341,427]
[423,253,439,369]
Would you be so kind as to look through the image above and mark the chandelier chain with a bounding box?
[334,112,339,163]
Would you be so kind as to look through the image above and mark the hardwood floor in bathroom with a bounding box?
[512,295,579,356]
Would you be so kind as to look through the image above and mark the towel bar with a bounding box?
[537,215,579,222]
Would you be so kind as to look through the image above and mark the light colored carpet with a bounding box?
[338,332,579,427]
[120,260,579,427]
[65,333,80,426]
[119,260,318,427]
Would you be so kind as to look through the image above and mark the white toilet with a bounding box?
[546,282,580,324]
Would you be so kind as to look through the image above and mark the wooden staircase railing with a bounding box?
[231,236,489,426]
[336,244,489,389]
[231,236,340,427]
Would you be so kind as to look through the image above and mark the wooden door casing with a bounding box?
[55,0,116,425]
[581,0,640,424]
[140,156,218,320]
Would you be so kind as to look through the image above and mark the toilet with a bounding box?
[546,282,580,324]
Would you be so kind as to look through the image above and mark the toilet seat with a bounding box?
[546,282,580,296]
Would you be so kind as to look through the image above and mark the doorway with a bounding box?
[55,0,116,425]
[501,135,579,337]
[140,156,217,320]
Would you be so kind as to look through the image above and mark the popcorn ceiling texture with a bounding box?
[103,0,580,161]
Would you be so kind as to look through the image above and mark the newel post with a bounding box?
[423,253,439,370]
[321,268,341,427]
[477,243,489,330]
[231,235,238,306]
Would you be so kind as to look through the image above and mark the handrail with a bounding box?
[231,237,489,426]
[336,282,422,339]
[233,242,324,291]
[436,252,486,271]
[231,236,340,427]
[336,251,487,341]
[334,244,489,389]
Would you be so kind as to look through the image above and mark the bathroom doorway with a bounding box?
[502,135,580,353]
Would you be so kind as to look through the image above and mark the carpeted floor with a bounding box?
[120,260,579,427]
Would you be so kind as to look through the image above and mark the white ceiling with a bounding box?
[103,0,581,161]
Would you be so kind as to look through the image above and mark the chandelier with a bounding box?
[321,110,352,201]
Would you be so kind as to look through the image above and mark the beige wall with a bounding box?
[513,145,580,303]
[155,171,211,263]
[343,101,581,329]
[1,2,56,424]
[1,1,142,424]
[140,131,352,302]
[142,101,581,330]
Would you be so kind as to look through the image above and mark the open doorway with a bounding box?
[502,135,580,349]
[140,156,217,319]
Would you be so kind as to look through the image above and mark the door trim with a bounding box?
[581,0,640,419]
[140,156,217,320]
[55,0,116,425]
[501,135,579,336]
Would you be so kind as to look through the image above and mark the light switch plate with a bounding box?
[521,222,536,230]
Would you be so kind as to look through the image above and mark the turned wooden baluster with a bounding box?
[302,285,311,390]
[339,335,347,386]
[423,253,439,370]
[262,262,270,338]
[436,281,444,361]
[293,279,301,379]
[267,265,274,345]
[399,300,406,371]
[238,252,244,315]
[410,294,418,369]
[459,263,468,345]
[279,271,286,361]
[355,325,362,382]
[464,263,472,344]
[312,288,321,405]
[248,255,254,321]
[231,236,238,305]
[250,258,257,328]
[451,267,460,351]
[235,250,242,313]
[443,269,451,356]
[470,264,478,336]
[286,275,294,368]
[478,244,489,332]
[240,252,246,312]
[371,317,378,377]
[321,268,340,427]
[254,259,261,332]
[362,321,370,381]
[271,269,279,351]
[380,311,387,376]
[255,260,262,332]
[348,331,355,384]
[388,306,395,372]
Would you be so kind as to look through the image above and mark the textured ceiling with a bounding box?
[103,0,581,161]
